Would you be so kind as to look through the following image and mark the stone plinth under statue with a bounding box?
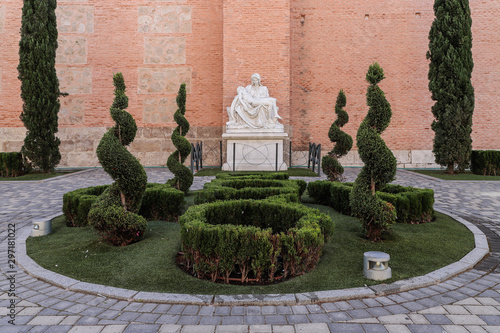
[223,74,288,171]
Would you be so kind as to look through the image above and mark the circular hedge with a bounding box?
[179,197,334,284]
[194,177,307,204]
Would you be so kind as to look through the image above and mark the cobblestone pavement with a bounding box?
[1,168,500,333]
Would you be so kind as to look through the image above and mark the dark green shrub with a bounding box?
[195,178,303,204]
[215,173,305,196]
[308,181,434,224]
[88,73,148,246]
[350,63,397,241]
[88,184,147,247]
[0,153,27,177]
[293,179,307,197]
[427,0,474,174]
[216,172,289,180]
[471,150,500,176]
[307,180,335,206]
[378,185,435,224]
[18,0,62,172]
[63,184,184,226]
[167,83,193,193]
[180,199,333,283]
[63,185,108,227]
[139,184,185,221]
[308,181,353,215]
[322,90,353,181]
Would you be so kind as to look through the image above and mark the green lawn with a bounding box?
[27,205,474,295]
[408,169,500,181]
[195,168,319,177]
[0,169,83,181]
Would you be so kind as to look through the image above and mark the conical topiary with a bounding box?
[350,63,397,242]
[88,73,148,246]
[167,83,193,193]
[321,90,353,181]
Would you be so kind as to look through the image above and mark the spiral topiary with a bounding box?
[166,83,193,193]
[350,63,397,242]
[88,73,148,246]
[321,90,353,181]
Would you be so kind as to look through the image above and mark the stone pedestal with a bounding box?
[222,131,288,171]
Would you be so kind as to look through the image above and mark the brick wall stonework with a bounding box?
[0,0,498,168]
[0,127,222,168]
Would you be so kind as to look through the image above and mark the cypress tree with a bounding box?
[166,83,193,193]
[18,0,63,172]
[427,0,474,174]
[321,90,353,181]
[350,63,397,242]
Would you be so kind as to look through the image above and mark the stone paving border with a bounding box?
[13,204,488,306]
[2,169,95,184]
[399,169,500,184]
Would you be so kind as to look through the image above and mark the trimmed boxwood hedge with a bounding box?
[180,197,334,284]
[63,184,184,227]
[195,178,306,204]
[471,150,500,176]
[215,172,290,180]
[0,152,27,177]
[215,173,307,196]
[307,181,434,224]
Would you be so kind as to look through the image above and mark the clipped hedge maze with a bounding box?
[180,197,334,284]
[307,181,434,224]
[195,173,307,204]
[63,184,184,227]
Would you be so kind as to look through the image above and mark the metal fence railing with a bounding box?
[190,140,321,175]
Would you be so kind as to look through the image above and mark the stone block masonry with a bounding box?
[0,0,498,167]
[56,36,87,64]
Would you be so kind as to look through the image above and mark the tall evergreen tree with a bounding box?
[427,0,474,174]
[18,0,62,172]
[321,90,353,181]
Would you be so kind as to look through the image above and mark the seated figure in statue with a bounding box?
[227,73,283,130]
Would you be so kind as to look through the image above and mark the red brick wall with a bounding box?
[0,0,223,129]
[1,0,499,163]
[1,1,23,127]
[290,0,500,152]
[222,0,290,126]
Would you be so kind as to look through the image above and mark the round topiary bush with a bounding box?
[179,198,334,284]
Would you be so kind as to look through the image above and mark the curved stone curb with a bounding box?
[13,207,489,306]
[398,169,500,184]
[397,169,444,182]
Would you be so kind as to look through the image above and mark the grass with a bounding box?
[408,169,500,181]
[27,199,474,295]
[0,169,83,181]
[194,168,319,177]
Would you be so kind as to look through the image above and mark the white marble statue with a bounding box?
[227,73,283,130]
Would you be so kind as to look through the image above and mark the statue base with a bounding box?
[222,132,288,171]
